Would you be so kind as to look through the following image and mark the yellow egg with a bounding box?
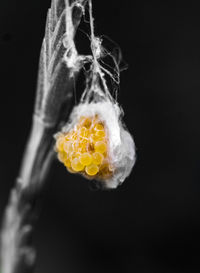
[81,117,92,128]
[57,152,67,163]
[56,137,65,152]
[71,132,78,140]
[71,158,84,172]
[95,130,105,138]
[72,141,79,152]
[64,158,71,168]
[78,116,85,123]
[90,134,99,143]
[94,141,107,154]
[92,116,98,125]
[67,167,76,173]
[99,161,112,178]
[63,141,73,154]
[79,153,92,166]
[77,141,87,153]
[69,151,79,161]
[94,123,104,131]
[85,164,99,176]
[65,131,73,140]
[64,134,71,141]
[92,152,103,165]
[79,127,89,138]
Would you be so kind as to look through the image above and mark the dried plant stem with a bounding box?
[0,0,86,272]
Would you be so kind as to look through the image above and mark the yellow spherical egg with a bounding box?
[71,158,84,172]
[67,167,76,173]
[57,152,67,163]
[77,141,87,153]
[85,164,99,176]
[69,152,78,161]
[79,127,89,138]
[94,123,104,131]
[90,134,99,143]
[92,152,104,165]
[64,134,71,141]
[56,137,65,152]
[81,117,92,128]
[63,141,73,154]
[65,131,73,140]
[78,116,85,123]
[72,141,80,152]
[99,161,112,178]
[94,141,107,154]
[95,130,105,138]
[64,158,71,168]
[92,116,98,125]
[79,152,92,166]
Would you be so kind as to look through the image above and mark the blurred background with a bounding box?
[0,0,200,272]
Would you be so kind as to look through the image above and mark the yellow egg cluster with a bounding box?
[55,115,113,180]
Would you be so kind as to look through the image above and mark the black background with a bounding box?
[0,0,200,272]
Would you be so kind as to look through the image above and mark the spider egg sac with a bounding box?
[55,100,136,188]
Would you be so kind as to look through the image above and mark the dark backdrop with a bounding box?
[0,0,200,272]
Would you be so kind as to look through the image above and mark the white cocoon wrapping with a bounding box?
[62,100,136,188]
